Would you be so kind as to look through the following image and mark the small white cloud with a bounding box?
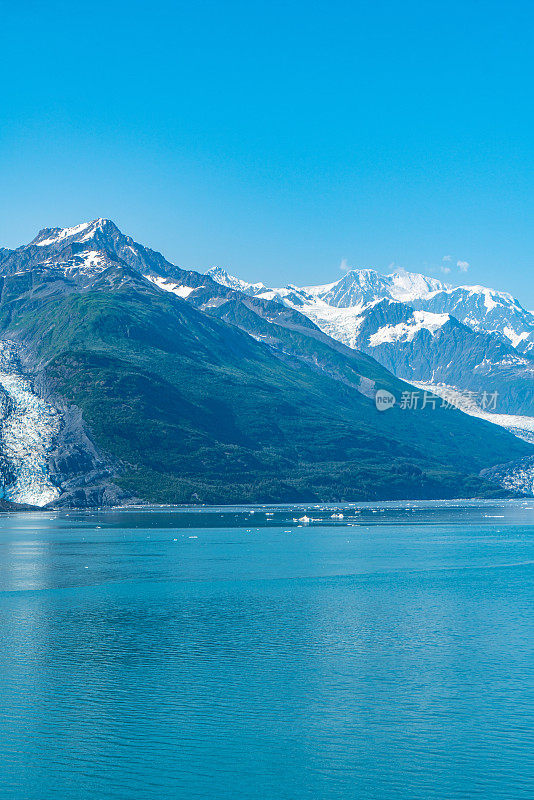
[339,258,349,272]
[440,266,451,274]
[457,260,469,272]
[442,255,452,262]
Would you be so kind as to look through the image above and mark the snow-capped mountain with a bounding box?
[0,217,189,284]
[0,219,532,505]
[7,224,531,414]
[303,268,447,308]
[207,266,448,309]
[409,285,534,353]
[208,265,534,349]
[352,300,534,415]
[310,269,534,348]
[206,266,267,297]
[205,266,534,415]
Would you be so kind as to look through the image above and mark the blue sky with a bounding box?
[1,1,534,306]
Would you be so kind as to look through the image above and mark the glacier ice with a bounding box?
[0,342,61,506]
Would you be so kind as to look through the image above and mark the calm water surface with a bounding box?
[0,500,533,799]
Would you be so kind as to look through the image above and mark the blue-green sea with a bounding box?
[0,500,533,799]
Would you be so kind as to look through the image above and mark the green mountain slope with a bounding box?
[0,264,529,504]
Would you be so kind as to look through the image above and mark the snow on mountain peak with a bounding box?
[310,268,391,308]
[33,221,93,247]
[206,267,266,296]
[15,222,534,361]
[457,284,516,309]
[387,269,448,301]
[31,218,118,248]
[296,268,449,309]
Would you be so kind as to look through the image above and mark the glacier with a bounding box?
[205,266,534,353]
[412,381,534,445]
[1,219,533,503]
[0,342,61,506]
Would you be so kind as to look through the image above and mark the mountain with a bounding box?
[303,268,447,308]
[0,218,181,282]
[206,266,267,297]
[300,268,534,351]
[323,298,534,416]
[410,285,534,353]
[0,220,531,508]
[206,267,534,416]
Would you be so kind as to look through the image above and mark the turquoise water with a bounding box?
[0,500,533,799]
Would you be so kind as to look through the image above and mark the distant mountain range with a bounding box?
[0,218,531,507]
[205,266,534,416]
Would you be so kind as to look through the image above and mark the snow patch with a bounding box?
[369,311,449,346]
[35,222,91,247]
[387,270,447,301]
[145,275,196,298]
[62,250,109,275]
[502,326,529,349]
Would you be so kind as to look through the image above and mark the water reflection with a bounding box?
[0,501,532,799]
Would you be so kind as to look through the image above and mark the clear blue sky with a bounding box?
[1,1,534,306]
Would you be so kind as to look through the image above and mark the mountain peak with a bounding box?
[30,218,120,248]
[386,269,448,300]
[31,221,92,247]
[5,218,181,286]
[206,266,266,296]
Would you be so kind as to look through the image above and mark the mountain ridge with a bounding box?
[0,219,531,506]
[205,265,534,415]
